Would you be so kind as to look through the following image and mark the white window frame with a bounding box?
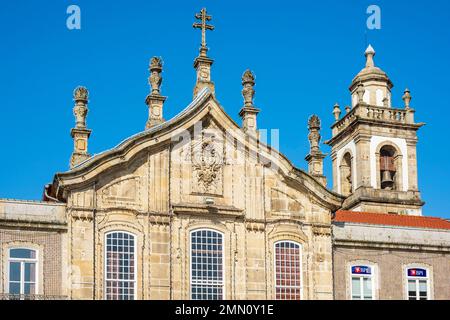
[405,267,431,300]
[190,229,225,300]
[104,231,137,300]
[273,240,303,300]
[7,247,38,298]
[349,264,375,300]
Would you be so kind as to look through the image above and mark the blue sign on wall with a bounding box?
[351,266,371,275]
[407,268,427,277]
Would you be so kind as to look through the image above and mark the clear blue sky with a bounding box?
[0,0,449,218]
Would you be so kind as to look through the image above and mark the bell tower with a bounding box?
[326,45,425,215]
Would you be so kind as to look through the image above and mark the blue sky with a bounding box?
[0,0,449,218]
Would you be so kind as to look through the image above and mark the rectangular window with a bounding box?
[274,241,302,300]
[105,232,136,300]
[8,248,37,299]
[351,265,374,300]
[407,268,429,300]
[191,230,224,300]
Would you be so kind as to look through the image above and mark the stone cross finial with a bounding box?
[402,88,412,109]
[242,70,255,107]
[333,103,341,122]
[193,8,214,57]
[149,57,163,95]
[192,8,216,97]
[73,86,89,128]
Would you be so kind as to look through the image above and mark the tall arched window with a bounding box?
[274,241,302,300]
[190,229,224,300]
[340,152,353,196]
[8,248,38,299]
[105,231,136,300]
[379,145,397,190]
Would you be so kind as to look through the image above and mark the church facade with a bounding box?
[1,9,449,300]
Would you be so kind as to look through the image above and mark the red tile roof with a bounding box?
[334,210,450,230]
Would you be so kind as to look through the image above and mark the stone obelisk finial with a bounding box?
[145,56,167,129]
[70,86,92,168]
[192,8,215,97]
[305,115,326,186]
[239,70,260,137]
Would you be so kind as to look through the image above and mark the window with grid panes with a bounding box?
[274,241,302,300]
[105,232,136,300]
[350,265,374,300]
[407,268,429,300]
[190,229,224,300]
[8,248,37,299]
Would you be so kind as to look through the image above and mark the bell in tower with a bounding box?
[381,170,394,190]
[380,147,396,190]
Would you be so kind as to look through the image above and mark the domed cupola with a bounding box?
[349,45,394,108]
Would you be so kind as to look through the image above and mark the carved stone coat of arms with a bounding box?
[191,140,224,195]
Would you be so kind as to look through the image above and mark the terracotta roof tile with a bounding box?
[334,210,450,230]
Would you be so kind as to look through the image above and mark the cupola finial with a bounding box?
[365,44,376,68]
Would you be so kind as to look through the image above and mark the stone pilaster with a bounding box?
[70,86,92,169]
[354,135,372,189]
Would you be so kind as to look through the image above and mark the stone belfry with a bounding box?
[192,8,215,97]
[326,45,425,215]
[70,86,92,168]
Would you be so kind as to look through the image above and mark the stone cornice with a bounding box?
[0,219,67,231]
[334,238,450,253]
[172,203,244,218]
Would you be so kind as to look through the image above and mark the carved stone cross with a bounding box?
[193,8,214,52]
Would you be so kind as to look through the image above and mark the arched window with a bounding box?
[340,152,353,196]
[105,231,136,300]
[190,229,224,300]
[406,267,430,300]
[274,241,302,300]
[8,248,38,299]
[379,145,397,190]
